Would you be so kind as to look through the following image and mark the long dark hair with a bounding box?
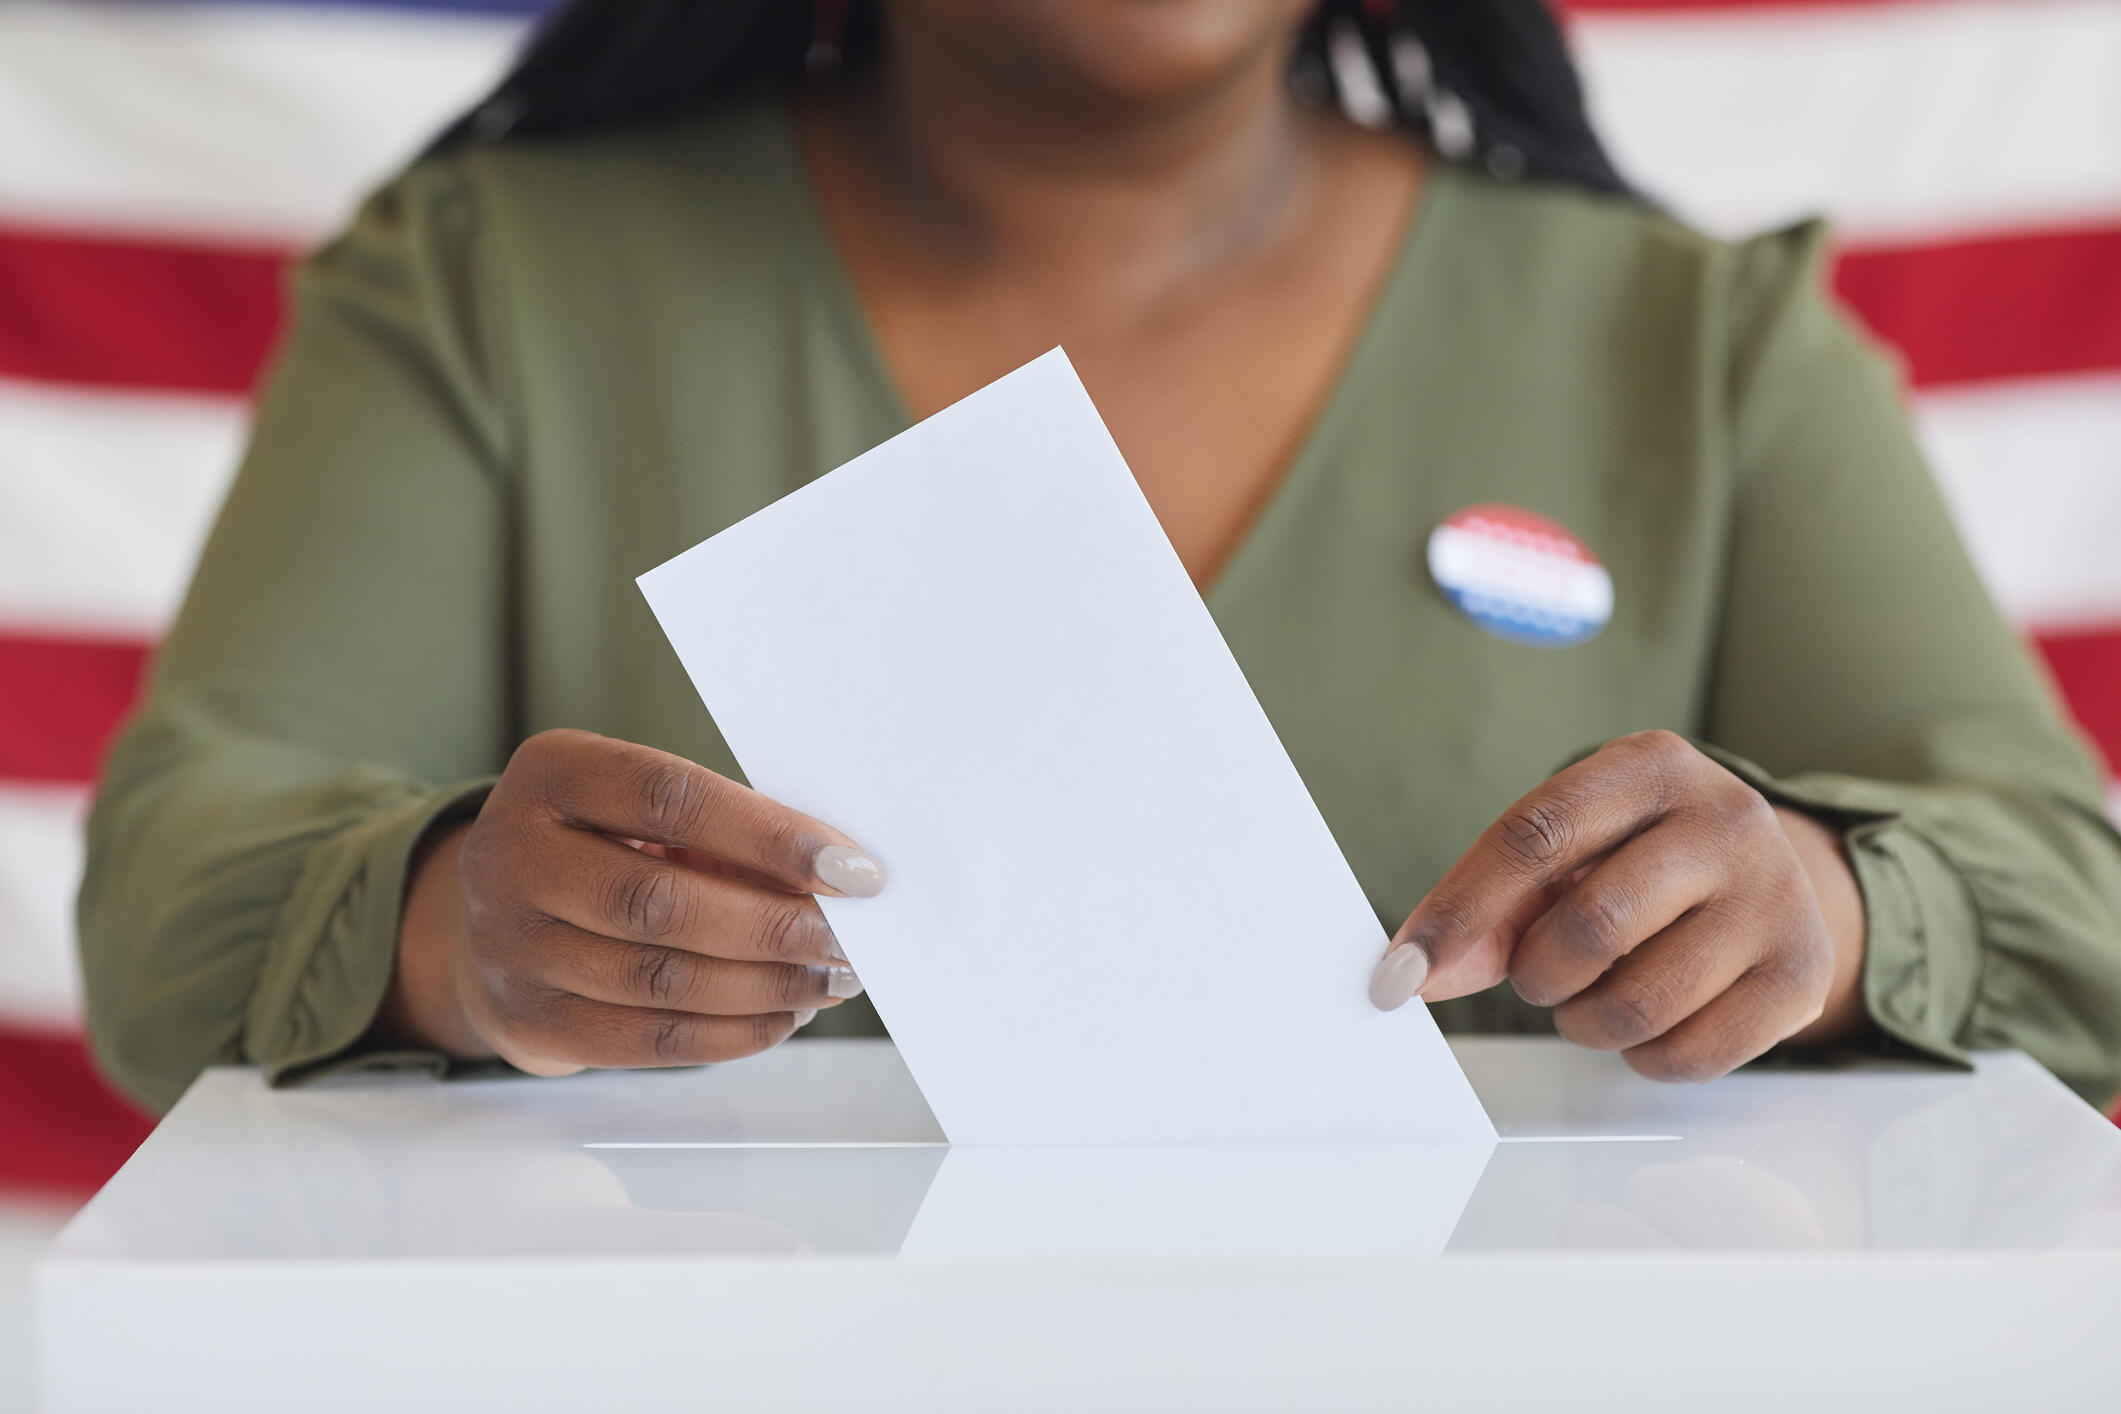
[438,0,1628,196]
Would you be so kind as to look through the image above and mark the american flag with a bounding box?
[3,0,2118,1201]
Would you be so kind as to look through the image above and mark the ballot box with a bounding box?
[36,1037,2121,1411]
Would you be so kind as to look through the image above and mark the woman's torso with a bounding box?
[454,99,1754,1037]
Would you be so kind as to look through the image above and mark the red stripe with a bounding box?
[0,633,152,785]
[1834,227,2121,390]
[0,1024,153,1199]
[3,217,2116,399]
[2033,627,2121,778]
[0,224,288,396]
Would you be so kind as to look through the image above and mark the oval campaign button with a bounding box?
[1426,504,1614,648]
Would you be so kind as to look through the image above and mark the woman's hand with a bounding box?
[380,729,884,1075]
[1368,730,1868,1082]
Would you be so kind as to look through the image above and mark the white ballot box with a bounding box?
[37,1038,2121,1412]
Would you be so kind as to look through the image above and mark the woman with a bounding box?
[79,0,2121,1115]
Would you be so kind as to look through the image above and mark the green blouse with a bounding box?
[79,99,2121,1116]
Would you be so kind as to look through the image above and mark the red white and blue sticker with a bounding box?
[1426,504,1614,649]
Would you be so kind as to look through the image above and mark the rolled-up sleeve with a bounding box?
[79,158,515,1114]
[1702,223,2121,1107]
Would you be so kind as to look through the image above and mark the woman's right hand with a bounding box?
[381,728,884,1075]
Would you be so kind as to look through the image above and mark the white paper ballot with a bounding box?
[639,349,1493,1147]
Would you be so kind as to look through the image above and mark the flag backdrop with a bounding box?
[2,0,2118,1196]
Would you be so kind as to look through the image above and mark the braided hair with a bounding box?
[438,0,1628,196]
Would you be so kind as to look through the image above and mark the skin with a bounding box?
[378,0,1870,1076]
[1374,731,1867,1083]
[384,732,878,1074]
[800,0,1425,585]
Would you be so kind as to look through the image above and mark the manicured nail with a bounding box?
[1368,943,1429,1012]
[814,844,886,898]
[826,932,848,964]
[793,1009,818,1028]
[828,968,865,1000]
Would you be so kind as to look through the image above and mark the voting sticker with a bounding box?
[1426,503,1613,648]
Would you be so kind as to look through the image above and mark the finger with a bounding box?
[524,832,848,965]
[1377,731,1703,1006]
[632,840,815,897]
[1506,820,1724,1008]
[1619,948,1833,1084]
[1404,878,1564,1005]
[1549,901,1759,1051]
[518,917,864,1016]
[665,844,808,896]
[1421,861,1611,1004]
[515,729,886,896]
[491,990,801,1073]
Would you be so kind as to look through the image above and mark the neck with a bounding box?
[840,19,1312,298]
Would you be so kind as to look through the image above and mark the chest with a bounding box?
[508,199,1733,931]
[862,280,1387,587]
[537,373,1727,937]
[812,144,1426,588]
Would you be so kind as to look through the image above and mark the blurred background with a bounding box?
[1,0,2117,1403]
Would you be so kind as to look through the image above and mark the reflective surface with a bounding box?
[49,1037,2121,1262]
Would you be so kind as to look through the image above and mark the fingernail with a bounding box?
[826,933,848,964]
[814,844,886,898]
[828,967,865,1000]
[1368,943,1429,1012]
[793,1009,818,1028]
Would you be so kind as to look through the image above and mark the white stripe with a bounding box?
[0,1,527,244]
[4,377,2115,669]
[0,379,245,636]
[1914,374,2121,631]
[0,2,2111,249]
[581,1142,950,1151]
[0,784,87,1026]
[1573,0,2121,242]
[1495,1134,1682,1144]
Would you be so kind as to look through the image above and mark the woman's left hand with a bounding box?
[1368,730,1868,1081]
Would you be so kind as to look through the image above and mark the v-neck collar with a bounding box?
[761,97,1460,609]
[1202,156,1457,611]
